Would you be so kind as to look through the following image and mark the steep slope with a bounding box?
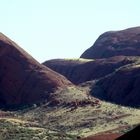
[81,27,140,59]
[43,56,138,84]
[91,61,140,107]
[0,33,72,108]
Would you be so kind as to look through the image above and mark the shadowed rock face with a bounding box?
[81,27,140,59]
[91,62,140,107]
[43,56,138,84]
[0,33,72,107]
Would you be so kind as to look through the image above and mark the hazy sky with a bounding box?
[0,0,140,62]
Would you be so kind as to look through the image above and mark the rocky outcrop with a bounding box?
[81,27,140,59]
[43,56,138,84]
[91,62,140,107]
[0,33,72,108]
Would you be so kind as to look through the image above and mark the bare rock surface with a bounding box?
[0,33,72,107]
[81,27,140,59]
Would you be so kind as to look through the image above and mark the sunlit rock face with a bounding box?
[0,33,72,108]
[81,27,140,59]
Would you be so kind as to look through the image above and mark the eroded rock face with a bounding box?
[0,33,72,107]
[92,63,140,107]
[43,56,138,84]
[81,27,140,59]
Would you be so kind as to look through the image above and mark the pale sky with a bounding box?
[0,0,140,62]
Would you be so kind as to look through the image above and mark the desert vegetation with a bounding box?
[0,92,139,139]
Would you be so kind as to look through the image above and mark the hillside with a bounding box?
[81,27,140,59]
[0,33,72,108]
[91,60,140,107]
[43,56,139,84]
[1,27,140,140]
[0,95,140,139]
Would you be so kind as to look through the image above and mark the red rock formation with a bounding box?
[81,27,140,59]
[0,33,72,108]
[92,62,140,107]
[43,56,137,84]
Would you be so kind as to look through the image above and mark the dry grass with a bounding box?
[64,58,94,62]
[15,100,140,138]
[0,87,140,139]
